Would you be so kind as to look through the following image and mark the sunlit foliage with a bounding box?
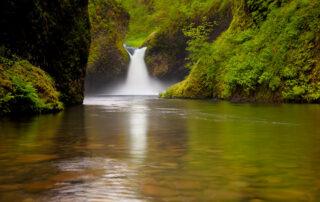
[162,0,320,103]
[116,0,232,46]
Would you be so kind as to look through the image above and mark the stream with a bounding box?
[1,96,320,201]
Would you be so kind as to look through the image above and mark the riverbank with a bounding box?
[159,0,320,103]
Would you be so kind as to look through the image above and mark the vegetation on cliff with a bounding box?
[115,0,320,102]
[1,0,319,115]
[86,0,130,92]
[161,0,320,103]
[0,0,91,105]
[117,0,233,81]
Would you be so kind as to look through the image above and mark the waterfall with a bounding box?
[110,45,164,95]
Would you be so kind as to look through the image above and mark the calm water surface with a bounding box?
[1,96,320,201]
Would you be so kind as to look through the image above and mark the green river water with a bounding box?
[0,96,320,201]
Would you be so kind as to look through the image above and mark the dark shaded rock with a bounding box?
[0,0,91,105]
[144,28,190,82]
[124,45,137,56]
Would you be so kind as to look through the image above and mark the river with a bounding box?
[0,96,320,201]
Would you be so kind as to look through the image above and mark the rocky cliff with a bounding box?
[162,0,320,103]
[85,0,130,93]
[0,0,91,106]
[0,0,91,115]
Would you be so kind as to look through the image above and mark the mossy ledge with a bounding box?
[161,0,320,103]
[0,56,63,116]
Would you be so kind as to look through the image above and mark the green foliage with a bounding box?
[163,0,320,103]
[117,0,232,46]
[160,62,213,98]
[115,0,156,47]
[0,56,63,116]
[11,76,45,112]
[183,17,214,69]
[104,0,232,83]
[86,0,130,88]
[0,0,91,105]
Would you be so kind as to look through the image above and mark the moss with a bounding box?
[105,0,233,82]
[116,0,156,47]
[162,0,320,103]
[145,28,190,81]
[86,0,130,91]
[144,1,233,81]
[0,56,63,116]
[160,62,212,98]
[0,0,91,105]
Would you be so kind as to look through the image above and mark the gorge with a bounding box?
[1,0,320,201]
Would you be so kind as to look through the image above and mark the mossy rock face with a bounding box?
[85,0,130,92]
[160,63,213,99]
[162,0,320,103]
[0,57,63,116]
[0,0,91,105]
[145,28,190,82]
[144,3,233,82]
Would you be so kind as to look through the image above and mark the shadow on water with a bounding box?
[1,97,320,201]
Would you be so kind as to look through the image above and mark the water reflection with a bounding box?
[46,96,150,201]
[128,102,148,160]
[50,157,144,202]
[1,97,320,201]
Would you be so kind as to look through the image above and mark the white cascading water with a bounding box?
[110,46,163,95]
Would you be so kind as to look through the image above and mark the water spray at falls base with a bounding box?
[109,46,165,95]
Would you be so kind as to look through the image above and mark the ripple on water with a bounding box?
[49,157,144,201]
[1,97,320,201]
